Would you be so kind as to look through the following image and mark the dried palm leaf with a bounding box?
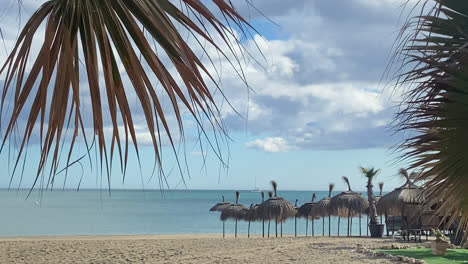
[0,0,257,191]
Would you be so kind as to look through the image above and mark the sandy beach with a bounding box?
[0,234,420,263]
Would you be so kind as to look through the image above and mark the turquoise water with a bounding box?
[0,189,381,237]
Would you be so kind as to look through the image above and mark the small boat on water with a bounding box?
[250,177,261,192]
[251,187,261,192]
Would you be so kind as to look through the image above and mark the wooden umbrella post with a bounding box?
[294,199,298,238]
[312,218,314,237]
[280,221,283,237]
[268,220,270,238]
[359,213,361,237]
[338,217,340,236]
[235,217,238,238]
[347,210,351,237]
[262,219,265,238]
[322,217,325,236]
[275,215,278,237]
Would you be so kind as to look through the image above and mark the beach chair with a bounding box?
[385,216,403,235]
[406,217,423,242]
[421,211,440,240]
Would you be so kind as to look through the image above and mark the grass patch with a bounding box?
[376,248,468,264]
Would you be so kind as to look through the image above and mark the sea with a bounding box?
[0,189,383,237]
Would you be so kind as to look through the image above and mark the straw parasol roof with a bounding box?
[312,184,335,217]
[210,195,231,212]
[257,181,296,221]
[377,169,423,215]
[298,193,319,218]
[330,177,368,217]
[244,203,261,222]
[257,181,295,237]
[220,192,248,221]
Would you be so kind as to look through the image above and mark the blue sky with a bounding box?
[0,0,418,192]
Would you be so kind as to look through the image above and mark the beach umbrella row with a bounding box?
[209,173,423,238]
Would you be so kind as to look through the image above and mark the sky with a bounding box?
[0,0,421,192]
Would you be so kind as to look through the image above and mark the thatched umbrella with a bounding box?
[266,191,273,237]
[245,204,259,238]
[330,177,368,237]
[209,195,232,238]
[313,184,335,236]
[298,193,318,237]
[377,169,423,232]
[257,181,296,237]
[294,199,299,237]
[220,191,248,238]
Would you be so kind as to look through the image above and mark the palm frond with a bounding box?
[391,0,468,235]
[0,0,257,190]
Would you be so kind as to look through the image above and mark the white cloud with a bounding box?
[0,0,409,154]
[245,137,294,152]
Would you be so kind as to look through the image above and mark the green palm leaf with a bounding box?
[392,0,468,234]
[0,0,255,190]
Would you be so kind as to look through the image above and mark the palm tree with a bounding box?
[360,166,382,237]
[0,0,257,190]
[391,0,468,233]
[360,166,380,226]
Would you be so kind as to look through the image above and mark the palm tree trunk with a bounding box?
[367,215,369,236]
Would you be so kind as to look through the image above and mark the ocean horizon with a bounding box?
[0,189,384,237]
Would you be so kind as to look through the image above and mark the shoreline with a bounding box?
[0,233,403,241]
[0,233,224,241]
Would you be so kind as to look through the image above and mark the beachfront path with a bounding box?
[1,235,411,263]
